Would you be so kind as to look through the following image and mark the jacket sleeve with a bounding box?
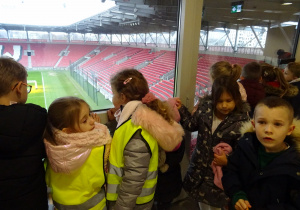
[114,132,151,210]
[222,145,244,199]
[179,105,201,132]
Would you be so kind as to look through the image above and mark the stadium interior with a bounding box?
[1,0,300,209]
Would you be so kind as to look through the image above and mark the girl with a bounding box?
[106,69,184,210]
[178,76,250,210]
[261,63,298,98]
[44,96,112,210]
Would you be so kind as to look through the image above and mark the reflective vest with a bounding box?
[107,119,158,204]
[46,146,107,210]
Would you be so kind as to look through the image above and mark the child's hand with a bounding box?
[213,151,228,166]
[91,113,100,123]
[235,199,252,210]
[174,97,182,109]
[107,107,119,121]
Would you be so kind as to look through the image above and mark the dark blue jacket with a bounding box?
[0,103,48,210]
[222,131,300,210]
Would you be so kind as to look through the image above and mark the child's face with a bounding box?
[284,68,295,82]
[252,105,295,153]
[76,103,95,132]
[215,91,236,120]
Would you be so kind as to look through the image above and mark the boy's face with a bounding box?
[284,68,295,82]
[252,105,295,153]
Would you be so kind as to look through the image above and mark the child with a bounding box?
[44,96,112,210]
[261,63,298,98]
[0,57,48,210]
[284,62,300,117]
[222,96,300,209]
[106,69,184,210]
[178,75,250,210]
[240,61,265,116]
[210,61,247,101]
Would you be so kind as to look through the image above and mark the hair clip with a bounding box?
[123,77,132,85]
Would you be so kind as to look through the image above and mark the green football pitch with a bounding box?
[26,70,113,111]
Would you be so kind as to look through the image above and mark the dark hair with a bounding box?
[287,62,300,78]
[254,96,294,123]
[241,62,262,80]
[110,69,173,123]
[44,96,90,144]
[277,49,285,56]
[211,75,243,112]
[0,57,27,97]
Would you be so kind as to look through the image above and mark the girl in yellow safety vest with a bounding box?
[44,96,112,210]
[107,69,184,210]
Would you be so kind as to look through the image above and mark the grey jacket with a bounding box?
[109,102,184,210]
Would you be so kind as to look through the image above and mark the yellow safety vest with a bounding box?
[107,119,158,204]
[46,146,107,210]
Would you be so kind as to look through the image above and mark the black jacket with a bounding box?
[222,129,300,210]
[0,103,48,210]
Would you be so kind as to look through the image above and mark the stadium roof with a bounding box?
[0,0,300,34]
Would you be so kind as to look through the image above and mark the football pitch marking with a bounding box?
[41,72,47,110]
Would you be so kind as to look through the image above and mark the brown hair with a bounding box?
[0,57,27,97]
[110,69,173,123]
[254,96,294,123]
[44,96,89,144]
[261,64,290,97]
[241,62,262,80]
[287,62,300,78]
[210,61,242,81]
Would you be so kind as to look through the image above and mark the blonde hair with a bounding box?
[110,69,173,123]
[210,61,241,81]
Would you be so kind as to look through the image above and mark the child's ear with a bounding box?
[287,124,295,136]
[62,128,72,134]
[251,120,255,129]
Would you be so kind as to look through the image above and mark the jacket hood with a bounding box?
[131,104,184,152]
[264,83,299,98]
[240,120,300,153]
[44,123,112,174]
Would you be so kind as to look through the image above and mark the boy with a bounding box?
[222,96,300,210]
[239,62,265,117]
[284,62,300,117]
[0,57,48,209]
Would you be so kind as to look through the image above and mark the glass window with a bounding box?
[0,0,179,110]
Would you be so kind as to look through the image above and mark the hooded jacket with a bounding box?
[0,103,48,210]
[222,120,300,210]
[180,96,250,208]
[45,122,112,209]
[107,101,184,210]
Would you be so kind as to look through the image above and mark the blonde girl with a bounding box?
[44,96,111,210]
[106,69,184,210]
